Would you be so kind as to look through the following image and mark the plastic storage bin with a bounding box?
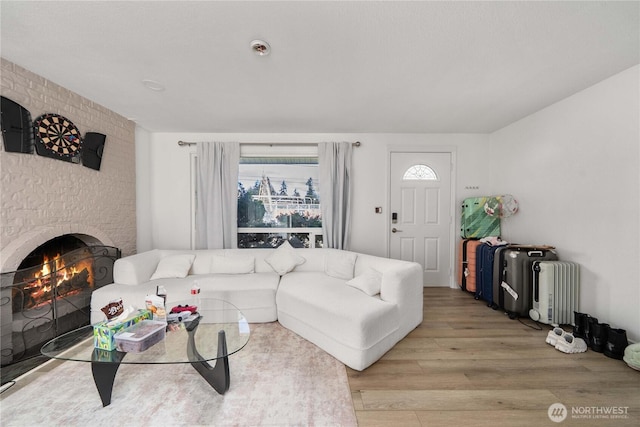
[93,309,153,350]
[114,320,166,353]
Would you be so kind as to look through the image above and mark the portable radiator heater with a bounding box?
[529,261,580,326]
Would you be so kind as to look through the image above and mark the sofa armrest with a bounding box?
[380,262,423,306]
[113,249,163,285]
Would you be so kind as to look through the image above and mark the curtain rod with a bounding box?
[177,140,361,147]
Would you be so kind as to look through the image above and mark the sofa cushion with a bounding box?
[210,254,255,274]
[265,241,305,275]
[346,268,383,296]
[276,272,399,349]
[149,253,195,280]
[324,250,357,280]
[191,251,216,274]
[193,273,280,322]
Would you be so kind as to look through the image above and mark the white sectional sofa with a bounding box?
[90,243,423,371]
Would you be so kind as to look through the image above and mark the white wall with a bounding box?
[489,65,640,341]
[140,133,490,264]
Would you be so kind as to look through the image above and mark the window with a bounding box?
[402,164,438,181]
[237,146,322,248]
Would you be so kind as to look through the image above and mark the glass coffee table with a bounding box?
[41,298,250,407]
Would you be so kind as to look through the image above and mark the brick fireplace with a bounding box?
[1,59,136,369]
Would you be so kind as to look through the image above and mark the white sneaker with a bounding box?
[555,333,587,354]
[545,327,566,346]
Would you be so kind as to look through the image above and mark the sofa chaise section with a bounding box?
[276,251,423,370]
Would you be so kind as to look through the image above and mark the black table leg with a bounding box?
[187,325,230,394]
[91,349,126,407]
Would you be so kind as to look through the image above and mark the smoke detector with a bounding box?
[250,40,271,56]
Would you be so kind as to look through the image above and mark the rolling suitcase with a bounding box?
[491,245,510,308]
[474,242,490,301]
[494,245,557,318]
[461,197,501,238]
[457,239,482,293]
[475,243,504,307]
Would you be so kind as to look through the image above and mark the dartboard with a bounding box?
[33,113,82,162]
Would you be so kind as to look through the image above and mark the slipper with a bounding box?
[555,333,588,354]
[545,327,566,346]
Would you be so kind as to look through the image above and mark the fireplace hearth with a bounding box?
[0,244,120,368]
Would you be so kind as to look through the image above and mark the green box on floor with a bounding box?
[93,309,153,351]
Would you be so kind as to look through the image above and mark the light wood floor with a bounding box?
[347,287,640,427]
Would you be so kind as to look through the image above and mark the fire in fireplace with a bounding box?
[13,253,94,312]
[0,236,120,369]
[12,235,94,311]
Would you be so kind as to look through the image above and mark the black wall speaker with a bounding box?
[1,96,34,153]
[82,132,106,170]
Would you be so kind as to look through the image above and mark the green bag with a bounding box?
[461,197,501,238]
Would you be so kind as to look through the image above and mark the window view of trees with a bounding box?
[237,176,321,228]
[237,160,322,248]
[237,182,266,228]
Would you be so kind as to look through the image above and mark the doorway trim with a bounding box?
[386,145,458,287]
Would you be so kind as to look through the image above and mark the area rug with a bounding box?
[0,322,357,427]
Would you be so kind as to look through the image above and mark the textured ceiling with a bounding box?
[1,1,638,133]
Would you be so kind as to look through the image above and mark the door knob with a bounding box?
[391,228,402,233]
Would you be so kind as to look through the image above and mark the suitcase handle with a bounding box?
[527,251,544,257]
[532,262,541,303]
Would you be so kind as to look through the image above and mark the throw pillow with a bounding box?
[346,268,383,296]
[325,251,357,280]
[191,253,213,275]
[210,254,255,274]
[150,253,196,280]
[265,241,305,275]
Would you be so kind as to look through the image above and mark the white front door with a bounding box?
[389,152,453,286]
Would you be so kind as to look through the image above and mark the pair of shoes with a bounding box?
[546,328,587,354]
[545,327,566,346]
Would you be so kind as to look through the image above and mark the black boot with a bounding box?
[589,322,609,353]
[573,312,589,339]
[604,326,628,360]
[585,316,599,348]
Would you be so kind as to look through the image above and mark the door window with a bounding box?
[402,164,438,181]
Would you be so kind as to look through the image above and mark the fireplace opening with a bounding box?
[17,235,87,270]
[1,235,120,380]
[13,235,92,312]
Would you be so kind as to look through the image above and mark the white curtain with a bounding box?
[196,141,239,249]
[318,142,353,250]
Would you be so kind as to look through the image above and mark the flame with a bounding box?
[22,252,94,309]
